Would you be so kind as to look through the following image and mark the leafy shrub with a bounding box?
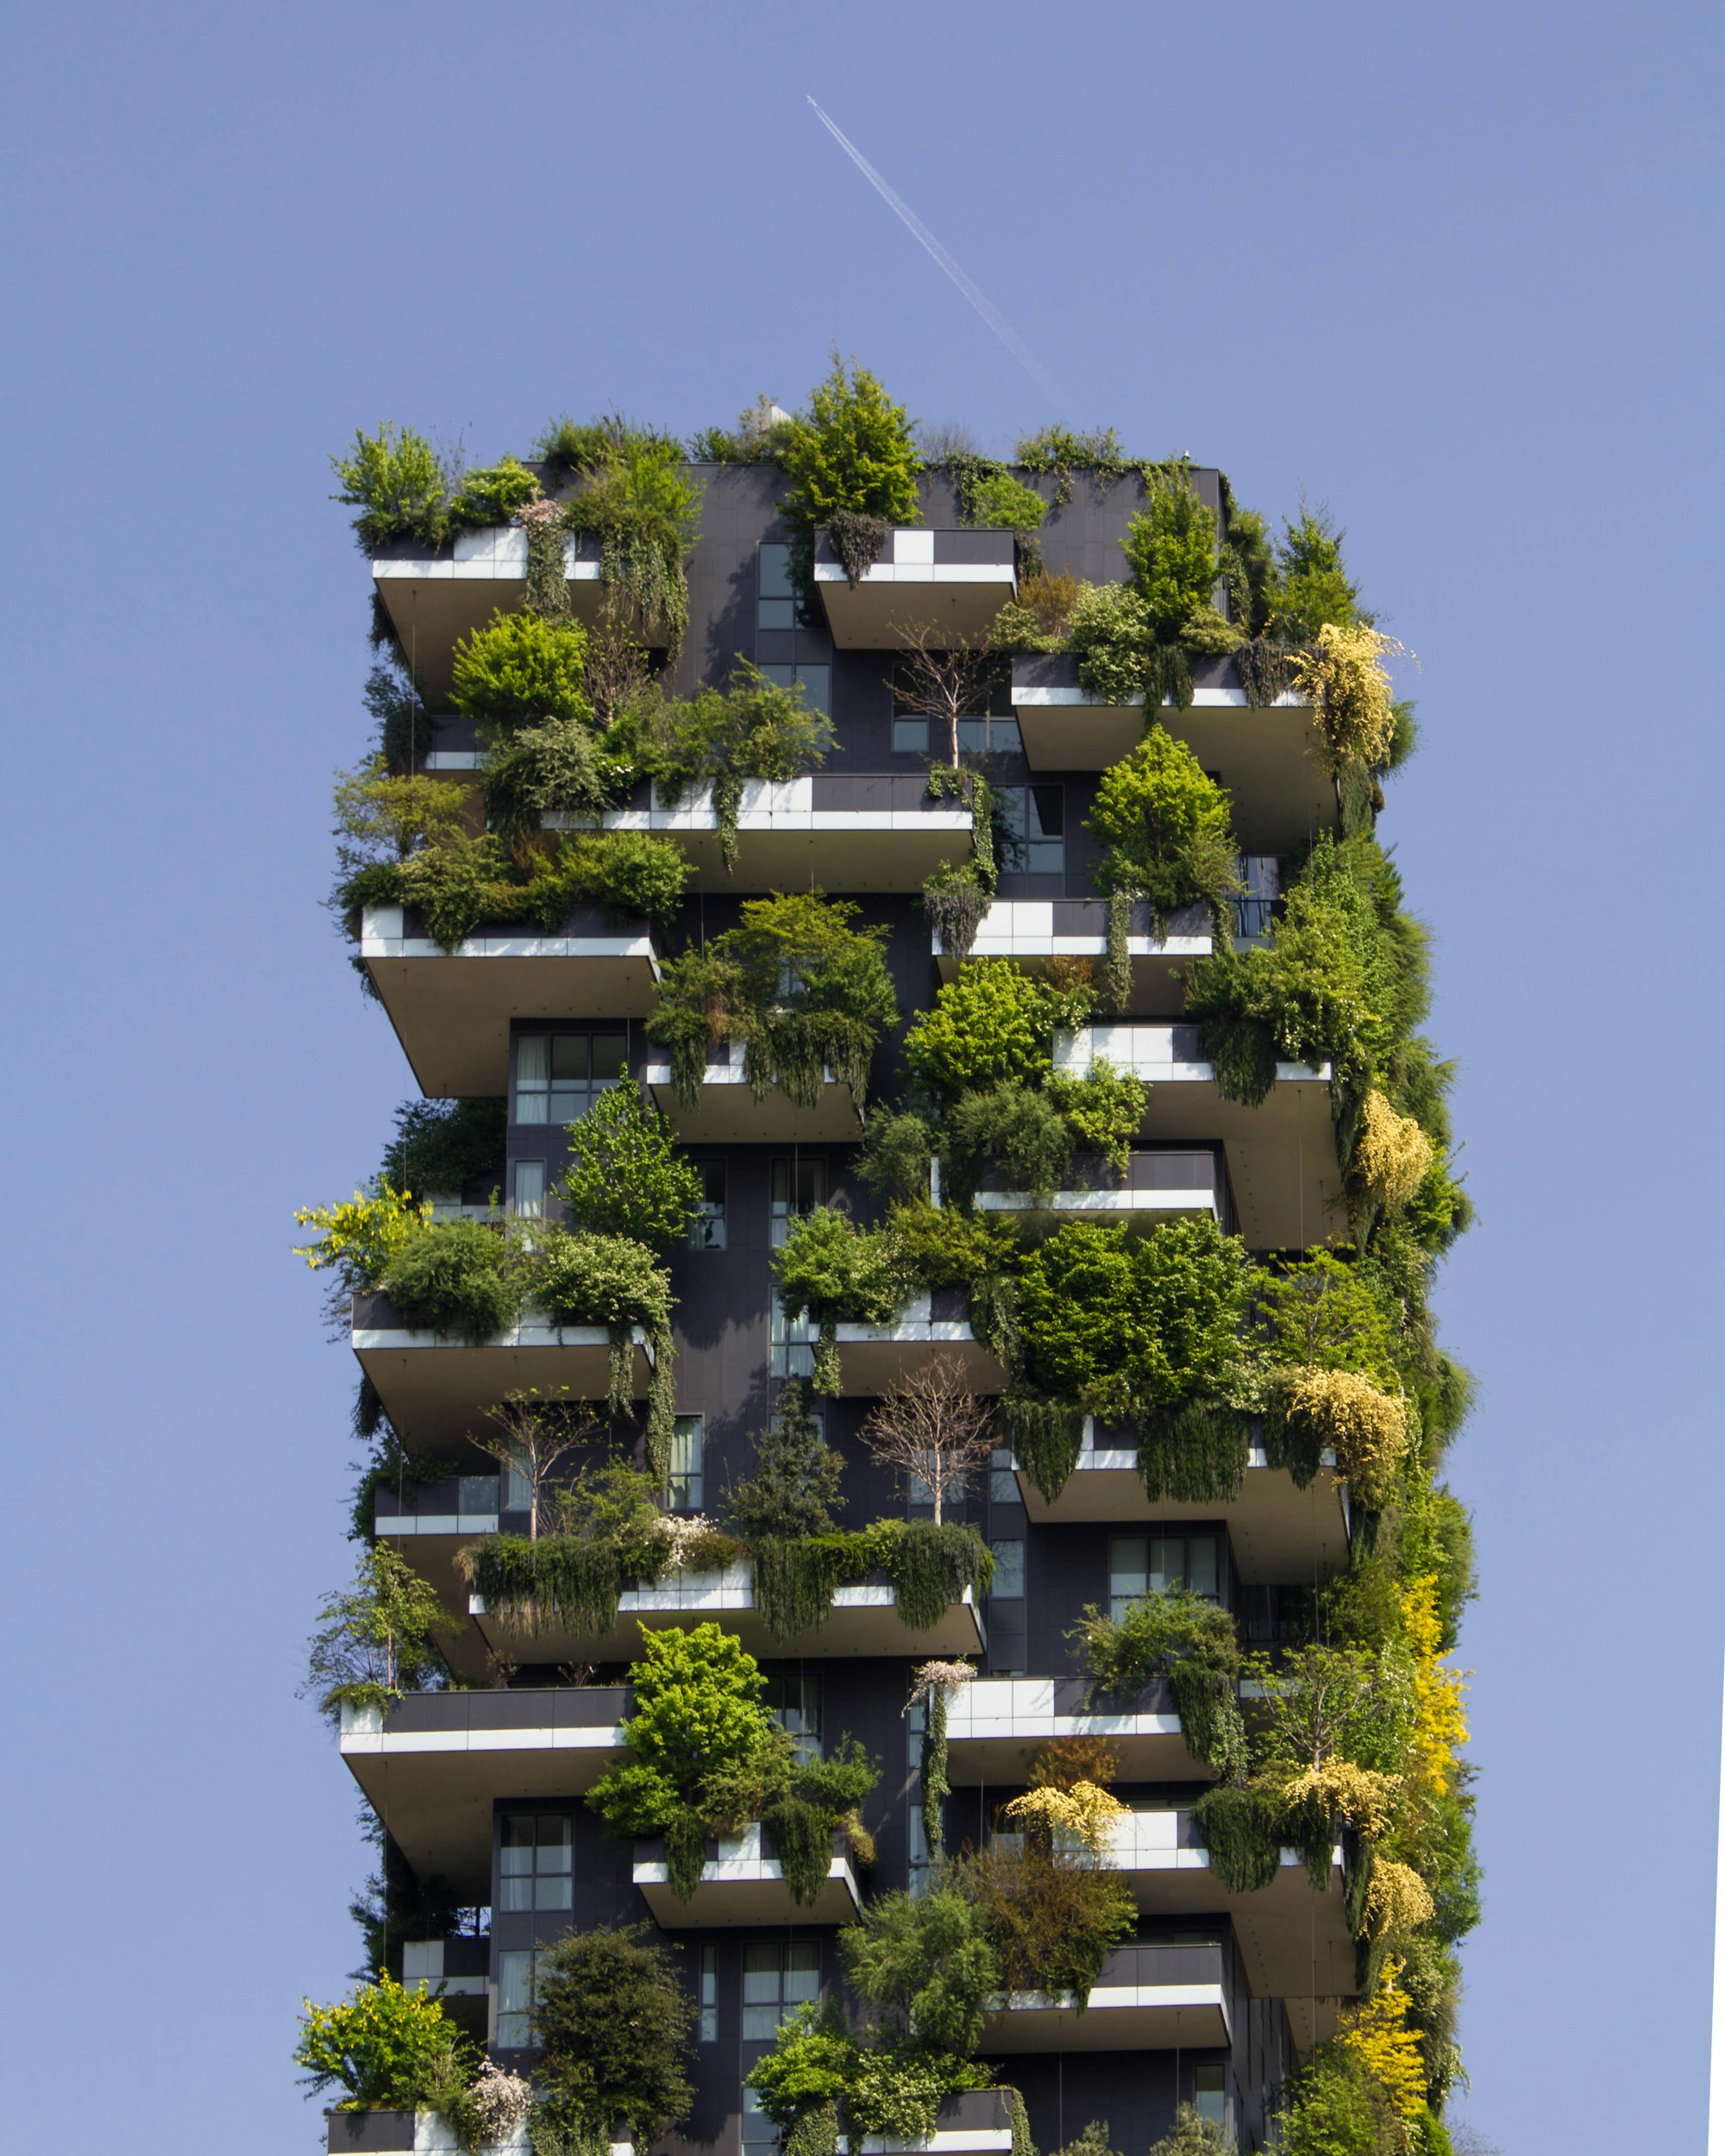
[1120,473,1220,641]
[444,455,541,533]
[303,1544,453,1719]
[528,1228,674,1423]
[295,1971,470,2109]
[481,717,613,836]
[963,471,1048,533]
[838,1887,1000,2054]
[921,859,992,959]
[1044,1059,1149,1175]
[1275,506,1363,643]
[531,1924,696,2142]
[379,1219,521,1344]
[563,829,689,922]
[329,423,448,549]
[1086,726,1239,933]
[857,1109,936,1206]
[562,427,704,649]
[1070,1589,1239,1695]
[1293,624,1402,773]
[1253,1250,1399,1382]
[773,1206,907,1390]
[555,1084,703,1250]
[624,664,834,867]
[451,610,592,737]
[1015,1218,1250,1423]
[1350,1088,1434,1209]
[294,1183,431,1297]
[1066,580,1157,705]
[944,1081,1073,1202]
[332,763,470,877]
[393,830,511,950]
[904,963,1052,1100]
[746,2002,856,2124]
[886,1199,1017,1294]
[1145,2106,1229,2155]
[1286,1369,1409,1506]
[958,1839,1136,2003]
[381,1098,505,1201]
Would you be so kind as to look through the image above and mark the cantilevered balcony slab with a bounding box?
[643,1040,863,1143]
[339,1690,630,1892]
[360,905,660,1097]
[469,1560,986,1664]
[328,2113,629,2156]
[934,899,1212,1015]
[549,774,972,892]
[634,1821,861,1927]
[1012,653,1333,856]
[353,1290,652,1447]
[982,1940,1232,2052]
[372,527,605,702]
[1094,1809,1355,2004]
[944,1675,1209,1785]
[1014,1428,1349,1583]
[1054,1024,1338,1251]
[813,528,1017,647]
[834,1293,1006,1394]
[974,1148,1224,1228]
[839,2091,1018,2156]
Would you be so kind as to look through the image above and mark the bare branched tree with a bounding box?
[860,1353,994,1525]
[471,1386,601,1539]
[887,623,996,768]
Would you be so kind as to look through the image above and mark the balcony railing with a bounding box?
[633,1819,861,1925]
[974,1148,1231,1234]
[983,1937,1232,2052]
[812,528,1017,647]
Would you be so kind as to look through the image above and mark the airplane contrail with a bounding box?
[806,97,1076,417]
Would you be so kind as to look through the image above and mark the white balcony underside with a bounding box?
[982,1983,1231,2052]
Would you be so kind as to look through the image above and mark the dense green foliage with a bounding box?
[380,1097,505,1200]
[555,1084,703,1251]
[904,963,1054,1100]
[776,354,921,591]
[379,1218,522,1344]
[724,1381,846,1539]
[452,611,593,737]
[295,1971,471,2109]
[1087,725,1239,936]
[329,423,449,550]
[531,1924,696,2142]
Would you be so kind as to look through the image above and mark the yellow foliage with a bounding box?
[1292,623,1404,772]
[1337,1969,1429,2120]
[1287,1366,1409,1505]
[1352,1090,1433,1211]
[1281,1758,1400,1841]
[1362,1859,1436,1940]
[1402,1575,1469,1798]
[1003,1780,1126,1855]
[292,1185,430,1282]
[1026,1735,1122,1791]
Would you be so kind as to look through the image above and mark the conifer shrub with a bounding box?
[379,1219,521,1344]
[555,1085,703,1251]
[451,610,593,737]
[531,1924,696,2144]
[904,963,1053,1100]
[443,455,542,533]
[725,1382,846,1541]
[1120,472,1221,642]
[1086,726,1240,936]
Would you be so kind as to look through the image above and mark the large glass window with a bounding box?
[667,1416,704,1512]
[757,542,796,633]
[995,783,1064,878]
[511,1158,546,1218]
[957,712,1024,757]
[699,1945,718,2043]
[989,1539,1026,1600]
[770,1160,826,1377]
[496,1947,539,2048]
[756,661,831,717]
[1109,1533,1220,1619]
[1193,2063,1230,2132]
[763,1674,823,1758]
[513,1032,626,1125]
[689,1160,727,1250]
[499,1814,573,1912]
[741,1940,820,2040]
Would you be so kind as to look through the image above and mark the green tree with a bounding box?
[726,1382,846,1539]
[444,455,542,532]
[450,610,592,738]
[1146,2106,1230,2156]
[779,354,920,546]
[1254,1250,1399,1382]
[1276,506,1364,642]
[555,1083,703,1251]
[745,2002,856,2125]
[903,963,1053,1100]
[303,1545,454,1720]
[380,1098,505,1200]
[378,1219,523,1345]
[837,1887,1000,2055]
[329,423,448,549]
[1120,472,1220,641]
[295,1971,471,2109]
[531,1924,697,2142]
[1085,726,1239,930]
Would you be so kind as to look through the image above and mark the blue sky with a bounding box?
[2,3,1719,2148]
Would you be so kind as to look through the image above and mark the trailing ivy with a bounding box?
[999,1392,1085,1502]
[1191,1784,1285,1893]
[1134,1401,1252,1503]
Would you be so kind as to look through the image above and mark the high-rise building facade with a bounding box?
[306,384,1474,2156]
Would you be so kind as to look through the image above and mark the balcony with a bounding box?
[833,1291,1006,1394]
[547,774,973,891]
[813,528,1017,648]
[371,526,605,702]
[982,1939,1231,2052]
[643,1038,862,1143]
[400,1936,489,2038]
[352,1288,654,1448]
[338,1689,630,1888]
[1011,653,1331,854]
[973,1148,1226,1230]
[1053,1025,1338,1251]
[360,905,660,1097]
[329,2114,627,2156]
[934,898,1214,1016]
[633,1821,862,1927]
[944,1675,1208,1785]
[841,2092,1019,2156]
[468,1559,987,1664]
[1091,1809,1354,2008]
[1013,1422,1350,1583]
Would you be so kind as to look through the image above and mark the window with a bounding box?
[757,543,796,633]
[499,1813,573,1912]
[756,661,831,716]
[989,1446,1022,1506]
[892,712,929,755]
[689,1160,727,1250]
[995,784,1064,879]
[513,1032,626,1125]
[771,1158,827,1376]
[763,1674,823,1758]
[1109,1533,1220,1619]
[741,1940,819,2040]
[1193,2064,1229,2133]
[496,1947,539,2049]
[667,1416,704,1511]
[511,1159,546,1218]
[699,1945,718,2042]
[1235,855,1280,945]
[957,712,1024,757]
[989,1539,1026,1599]
[742,2089,781,2154]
